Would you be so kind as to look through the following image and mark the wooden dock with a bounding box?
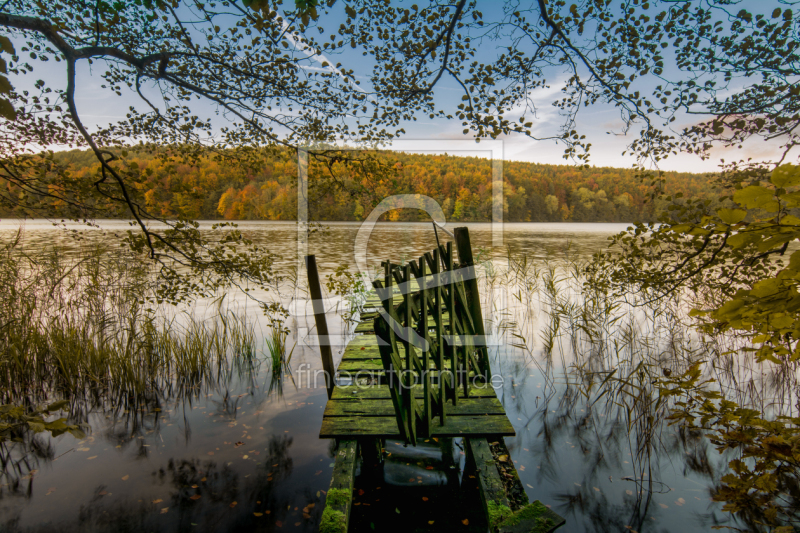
[307,226,563,533]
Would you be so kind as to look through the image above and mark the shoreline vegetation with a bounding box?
[0,148,718,224]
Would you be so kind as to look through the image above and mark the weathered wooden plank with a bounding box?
[319,413,515,438]
[354,312,450,334]
[467,437,509,516]
[337,358,468,373]
[331,384,498,400]
[324,397,506,417]
[467,438,566,533]
[321,439,357,533]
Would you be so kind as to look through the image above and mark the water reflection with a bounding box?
[0,221,778,532]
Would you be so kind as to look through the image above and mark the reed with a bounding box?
[0,230,259,409]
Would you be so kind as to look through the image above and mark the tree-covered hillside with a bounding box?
[1,148,717,222]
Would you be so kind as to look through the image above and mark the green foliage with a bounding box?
[0,400,85,442]
[660,365,800,530]
[326,265,369,323]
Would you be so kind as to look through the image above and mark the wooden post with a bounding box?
[453,227,490,378]
[305,254,335,399]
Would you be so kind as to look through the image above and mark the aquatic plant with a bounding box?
[0,230,262,419]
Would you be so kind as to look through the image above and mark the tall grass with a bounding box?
[0,229,259,411]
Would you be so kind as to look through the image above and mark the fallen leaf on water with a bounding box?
[275,520,282,527]
[190,494,202,501]
[462,519,469,525]
[593,487,600,492]
[200,477,206,482]
[358,489,364,496]
[425,466,434,470]
[207,452,214,456]
[422,497,428,501]
[151,499,163,504]
[315,470,322,476]
[98,491,108,496]
[497,455,509,462]
[626,490,633,496]
[395,508,400,514]
[243,455,249,459]
[88,456,97,460]
[574,483,581,487]
[428,521,434,525]
[675,498,685,506]
[307,503,315,509]
[253,513,263,517]
[659,503,668,509]
[526,484,533,489]
[316,491,321,498]
[121,475,129,481]
[235,441,244,447]
[160,507,169,514]
[294,523,301,527]
[191,485,198,489]
[229,501,237,507]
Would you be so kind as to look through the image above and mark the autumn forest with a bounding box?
[2,148,718,223]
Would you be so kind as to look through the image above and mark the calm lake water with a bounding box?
[0,221,738,532]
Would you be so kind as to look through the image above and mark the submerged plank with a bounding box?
[319,413,515,438]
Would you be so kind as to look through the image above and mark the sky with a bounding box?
[11,0,793,174]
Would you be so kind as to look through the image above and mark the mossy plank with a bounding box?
[331,384,498,400]
[498,502,565,533]
[354,312,451,333]
[337,358,463,373]
[319,413,515,438]
[322,439,358,533]
[467,437,510,515]
[324,397,506,417]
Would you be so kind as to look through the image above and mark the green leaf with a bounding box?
[734,186,779,211]
[26,420,45,433]
[771,164,800,188]
[717,208,746,224]
[43,400,69,413]
[0,98,15,120]
[0,36,14,55]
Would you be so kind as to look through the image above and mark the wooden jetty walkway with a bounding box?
[307,227,564,533]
